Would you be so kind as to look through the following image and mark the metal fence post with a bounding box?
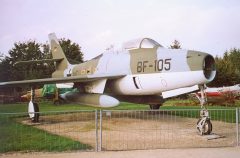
[99,110,102,151]
[95,110,98,151]
[236,108,239,146]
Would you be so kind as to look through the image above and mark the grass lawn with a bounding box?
[0,101,149,113]
[162,99,240,123]
[1,99,239,113]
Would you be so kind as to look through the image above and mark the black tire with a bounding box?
[149,104,161,110]
[32,103,40,123]
[54,100,60,106]
[197,118,212,135]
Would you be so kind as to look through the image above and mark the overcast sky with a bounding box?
[0,0,240,60]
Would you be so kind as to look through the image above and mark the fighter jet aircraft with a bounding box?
[0,33,216,134]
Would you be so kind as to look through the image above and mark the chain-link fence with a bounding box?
[100,109,238,150]
[0,108,239,153]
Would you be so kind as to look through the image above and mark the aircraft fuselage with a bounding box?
[65,47,216,97]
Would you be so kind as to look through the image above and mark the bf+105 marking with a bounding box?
[137,58,172,73]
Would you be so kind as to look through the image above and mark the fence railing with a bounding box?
[0,108,239,153]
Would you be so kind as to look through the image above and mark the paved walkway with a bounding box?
[1,147,240,158]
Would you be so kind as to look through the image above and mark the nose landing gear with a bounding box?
[196,109,212,135]
[195,85,212,135]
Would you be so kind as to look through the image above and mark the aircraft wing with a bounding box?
[0,73,126,87]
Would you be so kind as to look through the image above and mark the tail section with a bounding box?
[48,33,70,78]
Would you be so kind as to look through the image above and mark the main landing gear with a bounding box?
[195,85,212,135]
[149,104,161,110]
[28,87,40,123]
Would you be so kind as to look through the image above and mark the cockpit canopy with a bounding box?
[122,38,163,50]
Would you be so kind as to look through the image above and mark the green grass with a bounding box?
[161,99,240,123]
[0,101,150,113]
[0,99,239,113]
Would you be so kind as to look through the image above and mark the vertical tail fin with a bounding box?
[48,33,70,78]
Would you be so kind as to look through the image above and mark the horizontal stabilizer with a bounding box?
[14,58,64,66]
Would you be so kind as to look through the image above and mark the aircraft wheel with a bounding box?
[197,118,212,135]
[149,104,161,110]
[32,103,40,123]
[54,100,60,106]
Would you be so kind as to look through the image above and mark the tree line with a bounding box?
[209,48,240,87]
[0,39,239,87]
[0,38,84,83]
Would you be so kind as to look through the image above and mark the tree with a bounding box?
[5,41,47,81]
[170,40,181,49]
[209,49,240,87]
[227,48,240,75]
[41,42,55,77]
[0,52,4,60]
[0,58,12,82]
[0,38,84,82]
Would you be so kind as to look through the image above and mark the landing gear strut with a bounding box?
[28,87,40,123]
[195,85,212,135]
